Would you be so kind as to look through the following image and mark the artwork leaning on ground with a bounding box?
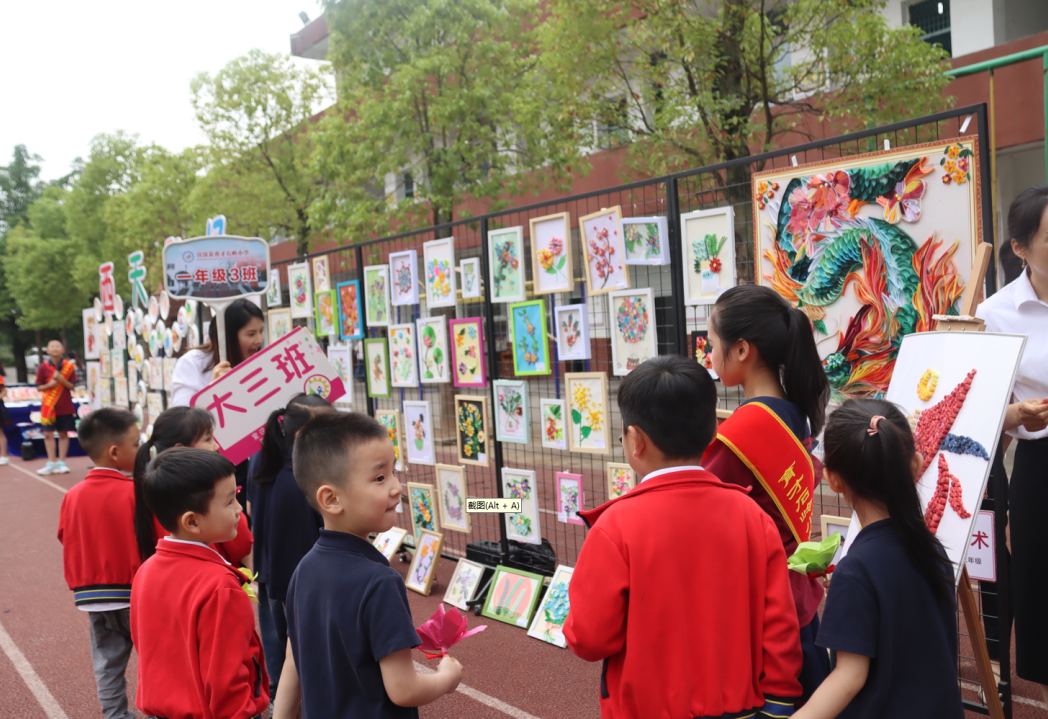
[482,564,545,629]
[754,138,981,401]
[527,564,575,648]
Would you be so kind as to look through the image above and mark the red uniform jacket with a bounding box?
[131,539,269,719]
[152,514,253,566]
[57,468,141,606]
[564,469,802,719]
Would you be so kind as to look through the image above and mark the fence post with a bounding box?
[665,176,688,355]
[976,104,998,297]
[355,245,374,418]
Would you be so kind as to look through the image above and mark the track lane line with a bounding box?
[2,462,69,494]
[0,618,69,719]
[414,660,543,719]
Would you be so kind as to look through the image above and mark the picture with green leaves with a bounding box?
[415,316,449,384]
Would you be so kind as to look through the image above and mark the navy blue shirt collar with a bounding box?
[317,528,391,567]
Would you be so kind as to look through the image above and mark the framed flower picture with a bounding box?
[314,290,337,337]
[454,394,490,467]
[336,281,363,340]
[375,409,406,471]
[527,565,575,648]
[435,464,470,533]
[389,250,420,306]
[268,308,292,342]
[266,270,282,307]
[364,338,390,398]
[312,255,331,293]
[488,226,526,303]
[493,379,529,444]
[407,482,440,538]
[579,206,629,295]
[482,565,544,628]
[540,399,567,451]
[553,303,591,361]
[681,206,736,305]
[607,462,636,499]
[114,377,129,407]
[691,330,718,380]
[621,216,670,265]
[416,316,450,383]
[509,300,551,376]
[529,212,574,295]
[327,344,354,406]
[449,318,486,388]
[373,526,409,560]
[83,308,100,360]
[502,467,541,545]
[288,262,313,318]
[444,558,486,611]
[565,372,610,454]
[423,238,456,308]
[405,528,444,596]
[608,288,658,376]
[459,257,482,299]
[556,472,584,524]
[364,264,391,327]
[403,400,435,465]
[388,324,418,388]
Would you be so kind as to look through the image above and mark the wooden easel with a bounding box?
[934,241,1005,719]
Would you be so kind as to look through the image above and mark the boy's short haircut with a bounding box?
[618,355,717,459]
[293,412,389,511]
[143,447,236,531]
[78,407,138,460]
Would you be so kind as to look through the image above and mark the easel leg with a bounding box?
[959,567,1005,719]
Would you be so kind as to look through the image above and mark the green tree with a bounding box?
[313,0,586,237]
[191,50,331,254]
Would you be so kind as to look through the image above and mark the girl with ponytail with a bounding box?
[795,400,961,718]
[132,407,253,568]
[702,284,832,703]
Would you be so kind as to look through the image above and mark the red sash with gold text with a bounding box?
[706,402,815,543]
[40,360,75,423]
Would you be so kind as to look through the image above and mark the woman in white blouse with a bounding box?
[977,184,1048,706]
[170,299,266,407]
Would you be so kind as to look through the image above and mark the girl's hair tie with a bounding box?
[148,444,158,460]
[867,415,886,436]
[277,414,285,426]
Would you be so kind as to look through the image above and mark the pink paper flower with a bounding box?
[416,605,487,659]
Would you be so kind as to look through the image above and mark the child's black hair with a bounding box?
[142,447,236,533]
[253,393,335,488]
[617,355,717,459]
[132,407,215,561]
[77,408,138,460]
[1007,184,1048,249]
[293,411,389,512]
[823,399,954,608]
[710,285,830,436]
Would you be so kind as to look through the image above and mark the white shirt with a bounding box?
[976,271,1048,440]
[641,465,705,483]
[170,349,214,407]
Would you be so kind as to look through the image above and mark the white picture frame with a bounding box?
[388,324,419,388]
[681,206,736,305]
[422,238,457,308]
[529,212,574,295]
[416,316,450,384]
[435,464,471,533]
[83,308,100,359]
[459,257,482,299]
[608,287,659,376]
[327,344,354,407]
[266,270,282,307]
[527,564,575,648]
[488,226,527,303]
[502,467,541,545]
[403,400,436,466]
[553,303,591,361]
[540,398,568,451]
[493,379,530,444]
[373,526,409,560]
[443,558,486,611]
[621,216,671,265]
[579,206,629,295]
[389,250,420,306]
[287,262,313,319]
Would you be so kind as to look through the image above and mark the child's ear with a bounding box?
[316,484,343,515]
[179,511,201,535]
[625,425,646,459]
[825,469,844,495]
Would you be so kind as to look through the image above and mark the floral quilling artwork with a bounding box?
[287,262,312,319]
[565,372,609,454]
[608,288,658,376]
[579,206,629,295]
[375,409,406,471]
[443,558,486,611]
[690,330,718,380]
[363,264,391,328]
[459,257,482,299]
[364,338,391,399]
[481,565,544,628]
[488,226,526,303]
[327,345,354,406]
[267,308,292,342]
[553,303,591,361]
[389,324,419,388]
[540,399,567,451]
[403,400,435,465]
[555,472,583,524]
[449,318,486,388]
[509,300,551,377]
[416,316,450,383]
[753,138,981,401]
[423,238,457,308]
[389,250,420,306]
[454,395,490,467]
[405,528,444,596]
[606,463,636,500]
[501,468,541,546]
[621,216,670,266]
[435,464,471,533]
[493,379,530,445]
[336,281,363,340]
[373,526,408,560]
[407,482,441,538]
[312,255,331,293]
[681,206,735,305]
[266,270,282,307]
[314,290,337,337]
[527,565,575,648]
[529,212,574,295]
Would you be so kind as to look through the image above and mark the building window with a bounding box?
[909,0,951,57]
[403,172,414,199]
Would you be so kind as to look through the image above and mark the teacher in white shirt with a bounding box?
[977,184,1048,706]
[170,299,266,407]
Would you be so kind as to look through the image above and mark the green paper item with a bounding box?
[787,532,842,576]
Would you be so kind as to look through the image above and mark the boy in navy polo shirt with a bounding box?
[274,412,462,719]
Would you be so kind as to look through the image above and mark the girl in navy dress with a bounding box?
[796,399,962,719]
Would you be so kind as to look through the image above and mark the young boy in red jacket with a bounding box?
[57,407,141,719]
[131,447,268,719]
[565,355,803,719]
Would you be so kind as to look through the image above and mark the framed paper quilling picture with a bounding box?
[312,255,331,293]
[403,400,435,465]
[364,338,390,398]
[405,529,444,596]
[493,379,529,445]
[314,290,337,337]
[459,257,482,299]
[375,409,406,471]
[481,565,544,629]
[336,281,363,341]
[407,482,440,538]
[389,250,420,306]
[509,300,551,376]
[454,394,490,467]
[529,212,573,295]
[527,564,575,648]
[554,303,590,361]
[579,206,629,295]
[540,398,567,451]
[607,463,636,499]
[373,526,408,560]
[608,288,658,376]
[388,323,418,388]
[444,558,486,611]
[363,264,391,327]
[287,262,313,319]
[435,464,470,533]
[488,226,526,304]
[681,206,735,305]
[565,372,609,454]
[622,216,670,265]
[502,467,541,545]
[416,316,450,383]
[423,238,456,308]
[449,318,486,388]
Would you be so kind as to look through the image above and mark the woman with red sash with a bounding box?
[702,285,832,705]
